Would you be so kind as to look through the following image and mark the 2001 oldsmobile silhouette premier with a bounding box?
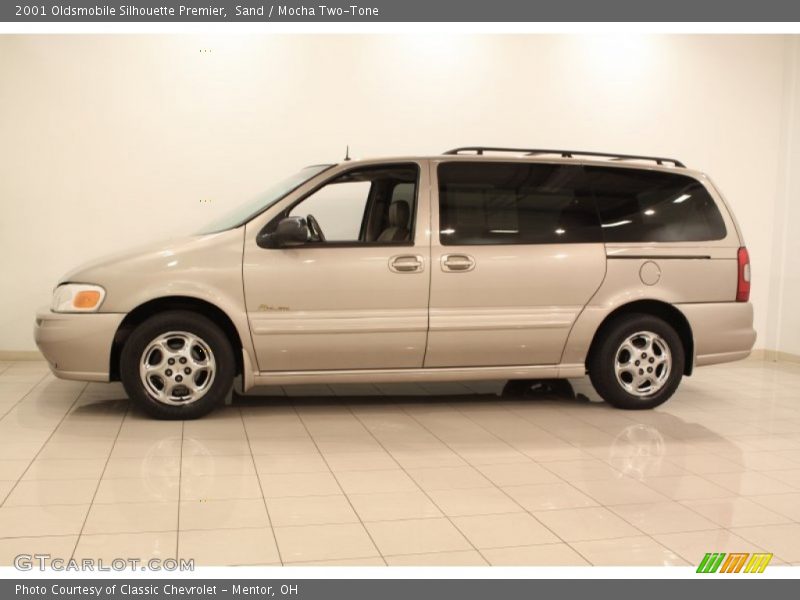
[34,147,756,419]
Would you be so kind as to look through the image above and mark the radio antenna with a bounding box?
[344,145,351,161]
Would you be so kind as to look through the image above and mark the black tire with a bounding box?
[120,310,235,419]
[588,313,685,410]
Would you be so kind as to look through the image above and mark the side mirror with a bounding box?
[259,216,309,248]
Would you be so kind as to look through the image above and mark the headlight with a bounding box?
[51,283,106,313]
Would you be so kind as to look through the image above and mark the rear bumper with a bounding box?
[33,307,124,382]
[678,302,757,367]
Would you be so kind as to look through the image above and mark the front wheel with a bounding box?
[120,310,235,419]
[588,314,685,410]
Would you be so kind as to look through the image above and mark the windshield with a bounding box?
[198,164,334,234]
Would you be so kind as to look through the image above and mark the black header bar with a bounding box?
[3,0,800,22]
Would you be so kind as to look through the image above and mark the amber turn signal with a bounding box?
[73,290,102,309]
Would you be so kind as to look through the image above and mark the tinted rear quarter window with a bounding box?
[585,167,727,243]
[437,162,602,245]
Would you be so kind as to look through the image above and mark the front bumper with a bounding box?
[34,307,125,382]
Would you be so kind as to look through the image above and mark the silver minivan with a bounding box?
[34,147,756,419]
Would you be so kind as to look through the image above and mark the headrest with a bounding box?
[388,201,410,227]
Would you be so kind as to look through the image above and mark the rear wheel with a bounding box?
[120,310,235,419]
[588,314,685,410]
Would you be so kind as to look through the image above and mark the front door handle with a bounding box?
[389,254,424,273]
[441,254,476,272]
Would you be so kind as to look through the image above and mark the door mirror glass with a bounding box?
[260,216,309,248]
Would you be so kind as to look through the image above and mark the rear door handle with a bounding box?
[441,254,476,272]
[389,254,424,273]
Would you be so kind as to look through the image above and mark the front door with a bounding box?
[425,160,607,368]
[243,161,431,372]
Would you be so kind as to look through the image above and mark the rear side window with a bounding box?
[437,162,602,245]
[585,167,727,242]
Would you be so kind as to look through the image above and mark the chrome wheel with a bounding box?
[614,331,671,397]
[139,331,216,406]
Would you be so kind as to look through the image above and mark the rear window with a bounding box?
[585,167,727,243]
[437,162,603,245]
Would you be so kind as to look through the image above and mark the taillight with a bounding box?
[737,247,751,302]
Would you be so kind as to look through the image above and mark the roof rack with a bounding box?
[442,146,686,168]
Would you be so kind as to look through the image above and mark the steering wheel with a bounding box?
[306,214,326,242]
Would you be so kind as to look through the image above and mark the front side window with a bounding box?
[290,180,371,241]
[585,167,727,242]
[437,162,602,245]
[281,164,419,244]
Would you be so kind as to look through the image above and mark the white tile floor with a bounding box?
[1,358,800,566]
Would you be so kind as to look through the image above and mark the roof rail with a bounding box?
[442,146,686,168]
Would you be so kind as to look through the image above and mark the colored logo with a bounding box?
[696,552,773,573]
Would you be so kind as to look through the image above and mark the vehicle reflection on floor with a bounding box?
[0,359,799,567]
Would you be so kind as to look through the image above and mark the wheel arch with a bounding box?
[110,296,244,381]
[585,299,695,376]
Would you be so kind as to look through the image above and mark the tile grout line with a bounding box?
[428,398,735,562]
[448,400,693,563]
[68,399,132,561]
[456,409,749,564]
[4,508,786,539]
[240,405,286,566]
[0,380,89,509]
[2,360,798,565]
[291,403,388,566]
[397,403,586,565]
[223,376,792,568]
[0,368,57,424]
[470,401,702,541]
[175,419,185,560]
[340,402,490,566]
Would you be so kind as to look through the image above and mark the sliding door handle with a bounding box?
[441,254,476,272]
